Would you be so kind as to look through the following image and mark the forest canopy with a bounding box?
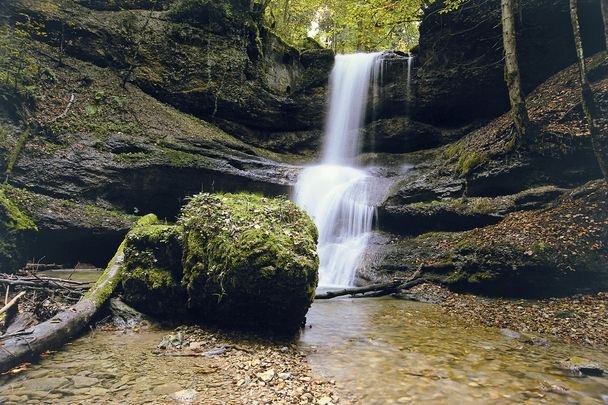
[263,0,430,53]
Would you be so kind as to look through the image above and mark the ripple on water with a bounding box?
[299,298,608,405]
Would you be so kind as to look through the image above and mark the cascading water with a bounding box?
[294,53,382,288]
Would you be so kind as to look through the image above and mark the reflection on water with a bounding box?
[300,298,608,404]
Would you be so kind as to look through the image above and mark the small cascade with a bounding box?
[294,53,382,288]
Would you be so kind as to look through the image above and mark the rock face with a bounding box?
[11,0,333,152]
[372,181,608,298]
[2,185,136,267]
[412,0,605,125]
[120,194,319,333]
[0,186,37,272]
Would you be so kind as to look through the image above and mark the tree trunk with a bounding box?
[501,0,530,143]
[570,0,608,180]
[601,0,608,51]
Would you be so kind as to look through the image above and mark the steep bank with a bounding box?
[369,53,608,297]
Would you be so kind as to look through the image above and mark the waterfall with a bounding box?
[294,53,382,288]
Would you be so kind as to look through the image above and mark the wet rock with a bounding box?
[560,357,605,377]
[71,376,100,388]
[500,329,521,340]
[21,377,70,391]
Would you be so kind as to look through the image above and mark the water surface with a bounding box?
[300,298,608,404]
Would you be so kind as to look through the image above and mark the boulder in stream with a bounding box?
[120,193,319,333]
[179,193,319,333]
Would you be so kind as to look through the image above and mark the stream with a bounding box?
[1,296,606,404]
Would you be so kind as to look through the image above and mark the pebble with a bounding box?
[256,369,275,382]
[170,388,199,403]
[152,382,182,395]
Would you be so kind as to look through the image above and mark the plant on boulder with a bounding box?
[179,192,318,333]
[120,193,319,334]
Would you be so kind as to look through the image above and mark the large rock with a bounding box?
[120,193,319,333]
[179,193,318,333]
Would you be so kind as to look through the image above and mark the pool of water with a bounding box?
[299,298,608,404]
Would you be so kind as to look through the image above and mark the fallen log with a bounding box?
[0,251,124,373]
[314,266,428,300]
[0,278,91,291]
[0,214,158,373]
[315,280,403,299]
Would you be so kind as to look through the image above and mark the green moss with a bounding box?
[178,192,319,333]
[4,129,31,182]
[120,220,186,317]
[443,142,489,176]
[84,213,159,302]
[0,185,37,271]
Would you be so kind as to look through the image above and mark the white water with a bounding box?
[295,53,382,288]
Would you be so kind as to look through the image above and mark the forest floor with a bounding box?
[409,284,608,349]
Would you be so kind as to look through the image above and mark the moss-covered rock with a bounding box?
[120,222,187,318]
[0,185,37,272]
[178,193,318,333]
[119,193,318,333]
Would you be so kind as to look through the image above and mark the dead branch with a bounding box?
[0,252,124,373]
[50,93,75,123]
[0,292,26,316]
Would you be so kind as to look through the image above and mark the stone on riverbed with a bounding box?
[120,193,319,334]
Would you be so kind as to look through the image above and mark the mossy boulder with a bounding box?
[120,221,187,318]
[178,193,319,333]
[119,193,319,333]
[0,186,37,272]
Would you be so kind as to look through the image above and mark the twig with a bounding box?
[50,93,75,123]
[0,292,26,316]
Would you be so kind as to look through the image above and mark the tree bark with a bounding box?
[601,0,608,51]
[0,252,124,373]
[570,0,608,180]
[501,0,530,143]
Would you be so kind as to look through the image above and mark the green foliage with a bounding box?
[4,130,31,182]
[264,0,424,52]
[0,19,48,100]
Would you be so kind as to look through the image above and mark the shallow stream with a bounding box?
[0,297,606,404]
